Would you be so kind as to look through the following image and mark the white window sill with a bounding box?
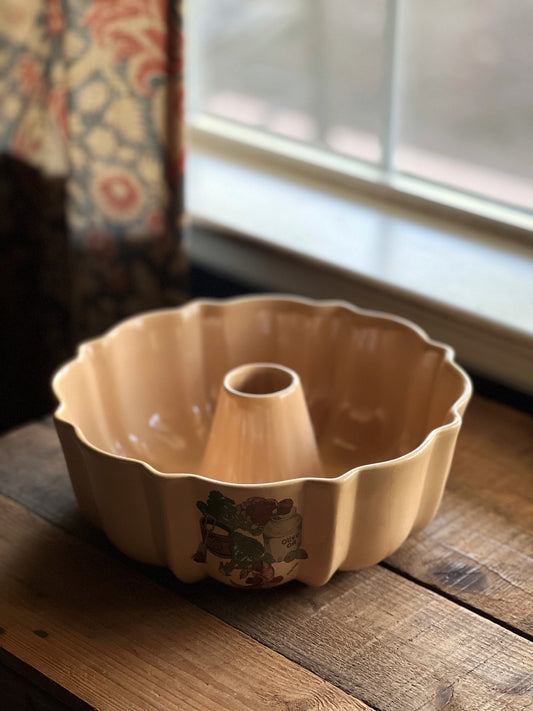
[186,139,533,395]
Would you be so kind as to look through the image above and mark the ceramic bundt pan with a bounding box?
[53,295,472,589]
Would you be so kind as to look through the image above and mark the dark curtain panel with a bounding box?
[0,0,188,430]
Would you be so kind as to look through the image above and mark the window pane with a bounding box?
[397,0,533,210]
[199,0,317,142]
[197,0,386,164]
[324,0,386,163]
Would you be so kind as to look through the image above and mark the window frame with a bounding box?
[188,115,533,242]
[184,4,533,395]
[186,0,533,234]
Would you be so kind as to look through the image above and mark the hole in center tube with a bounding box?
[225,364,295,396]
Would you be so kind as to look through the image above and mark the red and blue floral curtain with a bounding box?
[0,0,188,427]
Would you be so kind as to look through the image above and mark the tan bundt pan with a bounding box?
[53,296,472,589]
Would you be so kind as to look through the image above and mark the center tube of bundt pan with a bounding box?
[198,363,323,484]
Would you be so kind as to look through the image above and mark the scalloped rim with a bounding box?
[52,294,473,489]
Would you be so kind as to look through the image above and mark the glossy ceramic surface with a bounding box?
[199,363,323,484]
[53,295,472,588]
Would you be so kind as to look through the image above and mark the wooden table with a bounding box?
[0,395,531,710]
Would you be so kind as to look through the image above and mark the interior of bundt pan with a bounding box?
[56,299,467,478]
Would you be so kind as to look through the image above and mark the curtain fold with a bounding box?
[0,0,188,428]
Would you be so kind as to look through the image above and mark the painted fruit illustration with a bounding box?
[193,490,308,588]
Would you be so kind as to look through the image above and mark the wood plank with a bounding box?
[180,568,533,711]
[0,495,369,711]
[0,421,80,527]
[1,414,533,710]
[386,395,533,635]
[0,657,86,711]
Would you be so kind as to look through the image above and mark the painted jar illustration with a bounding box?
[263,505,302,562]
[193,516,233,563]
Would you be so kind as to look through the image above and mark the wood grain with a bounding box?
[0,494,369,711]
[0,420,79,526]
[386,395,533,635]
[182,564,533,711]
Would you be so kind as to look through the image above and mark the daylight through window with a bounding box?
[188,0,533,217]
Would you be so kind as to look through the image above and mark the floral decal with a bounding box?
[193,491,308,589]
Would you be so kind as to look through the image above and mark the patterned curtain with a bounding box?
[0,0,188,429]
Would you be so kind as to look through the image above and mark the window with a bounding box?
[187,0,533,223]
[185,0,533,396]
